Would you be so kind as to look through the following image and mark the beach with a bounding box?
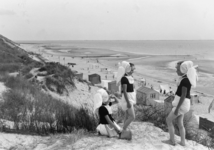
[0,40,213,150]
[20,41,214,121]
[20,41,214,96]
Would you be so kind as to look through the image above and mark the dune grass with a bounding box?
[0,46,42,74]
[1,36,213,147]
[132,99,214,149]
[0,63,21,74]
[35,62,76,94]
[111,96,214,149]
[20,61,43,75]
[0,71,213,148]
[0,75,97,135]
[0,35,98,144]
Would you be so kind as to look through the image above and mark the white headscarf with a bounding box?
[93,88,109,112]
[180,61,198,88]
[116,61,131,86]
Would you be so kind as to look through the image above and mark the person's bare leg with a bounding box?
[124,110,128,124]
[123,106,135,131]
[177,114,186,146]
[166,110,178,145]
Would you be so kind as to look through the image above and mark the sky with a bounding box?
[0,0,214,40]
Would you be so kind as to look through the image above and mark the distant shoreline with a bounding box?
[20,42,214,96]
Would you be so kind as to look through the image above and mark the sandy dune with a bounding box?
[0,122,208,150]
[0,43,212,150]
[72,122,207,150]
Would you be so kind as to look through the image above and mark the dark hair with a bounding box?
[177,61,184,66]
[130,63,134,67]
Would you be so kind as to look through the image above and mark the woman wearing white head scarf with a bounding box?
[116,61,132,86]
[166,60,198,146]
[94,88,122,137]
[180,61,198,88]
[117,61,136,132]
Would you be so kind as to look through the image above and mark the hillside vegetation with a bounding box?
[0,34,40,73]
[0,34,97,135]
[0,35,213,149]
[0,34,76,95]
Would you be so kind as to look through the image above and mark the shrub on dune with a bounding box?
[45,76,66,94]
[0,63,21,73]
[20,61,43,75]
[24,73,34,79]
[43,62,76,94]
[0,75,97,135]
[0,89,30,125]
[133,99,214,149]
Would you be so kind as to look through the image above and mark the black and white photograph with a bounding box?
[0,0,214,149]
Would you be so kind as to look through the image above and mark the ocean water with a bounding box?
[20,40,214,58]
[20,40,214,96]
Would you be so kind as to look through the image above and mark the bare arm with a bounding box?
[105,115,120,133]
[109,94,119,105]
[175,86,187,115]
[122,84,131,108]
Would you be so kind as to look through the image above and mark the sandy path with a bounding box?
[72,122,208,150]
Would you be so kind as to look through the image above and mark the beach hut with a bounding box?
[101,80,119,93]
[74,72,83,80]
[136,86,160,105]
[199,117,214,132]
[108,80,119,93]
[88,73,101,84]
[101,80,111,89]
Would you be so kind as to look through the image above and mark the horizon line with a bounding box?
[15,39,214,42]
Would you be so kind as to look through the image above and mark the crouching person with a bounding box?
[94,88,122,138]
[94,88,132,140]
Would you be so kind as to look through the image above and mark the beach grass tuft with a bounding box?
[0,74,98,135]
[133,100,214,149]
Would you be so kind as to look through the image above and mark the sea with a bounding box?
[19,40,214,96]
[19,40,214,59]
